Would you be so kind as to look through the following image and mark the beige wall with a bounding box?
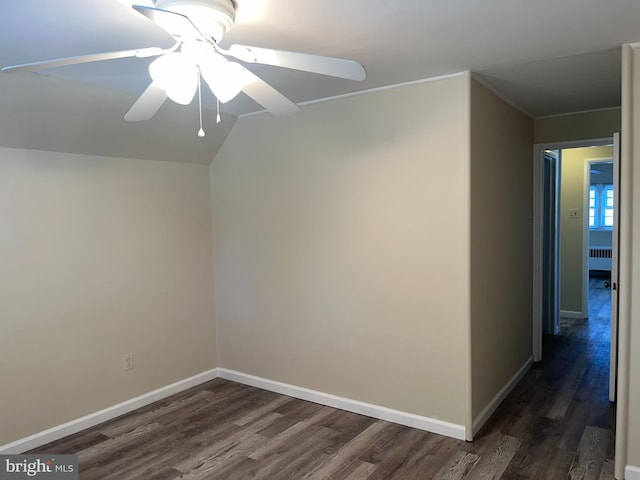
[534,108,621,144]
[559,146,613,315]
[623,44,640,473]
[212,75,471,425]
[0,148,216,445]
[469,79,534,421]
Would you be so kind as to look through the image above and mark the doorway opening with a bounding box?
[533,135,620,475]
[533,138,618,362]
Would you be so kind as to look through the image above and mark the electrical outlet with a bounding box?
[568,208,579,219]
[123,353,134,371]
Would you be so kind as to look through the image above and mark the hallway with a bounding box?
[475,273,615,478]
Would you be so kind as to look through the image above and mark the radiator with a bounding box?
[589,246,612,271]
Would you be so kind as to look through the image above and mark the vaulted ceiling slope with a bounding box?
[0,0,637,163]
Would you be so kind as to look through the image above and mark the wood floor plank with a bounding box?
[233,395,291,426]
[373,432,449,480]
[464,434,520,480]
[248,408,335,461]
[432,450,480,480]
[264,439,332,480]
[357,423,410,466]
[98,389,215,437]
[374,436,464,480]
[191,455,258,480]
[173,412,281,473]
[79,423,196,479]
[569,426,612,480]
[342,461,377,480]
[77,422,164,463]
[362,426,428,475]
[243,424,335,479]
[598,459,616,480]
[533,447,576,480]
[29,429,109,455]
[175,433,268,480]
[545,351,589,420]
[318,410,378,450]
[499,416,558,479]
[301,420,388,480]
[558,400,601,452]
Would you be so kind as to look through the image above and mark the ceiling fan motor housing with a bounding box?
[155,0,236,41]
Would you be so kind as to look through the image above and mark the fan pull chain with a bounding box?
[197,67,205,138]
[216,97,221,124]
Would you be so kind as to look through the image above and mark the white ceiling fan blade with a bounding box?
[132,5,206,42]
[240,69,300,116]
[228,45,367,81]
[124,83,168,121]
[1,47,164,74]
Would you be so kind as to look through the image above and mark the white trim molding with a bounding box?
[0,369,220,454]
[472,357,533,437]
[240,72,466,118]
[535,106,621,120]
[218,368,466,441]
[626,465,640,480]
[560,310,588,319]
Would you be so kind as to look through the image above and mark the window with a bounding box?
[589,184,614,229]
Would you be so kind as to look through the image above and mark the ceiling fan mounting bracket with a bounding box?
[155,0,236,42]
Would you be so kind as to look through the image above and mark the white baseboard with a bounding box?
[560,310,588,319]
[2,366,468,454]
[218,368,466,441]
[472,357,533,437]
[626,465,640,480]
[0,368,220,454]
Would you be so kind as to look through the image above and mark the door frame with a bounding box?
[532,137,613,362]
[541,149,560,337]
[610,133,621,403]
[584,152,619,403]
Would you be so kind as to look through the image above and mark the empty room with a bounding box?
[2,1,640,479]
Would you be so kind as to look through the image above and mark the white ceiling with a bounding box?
[1,0,638,163]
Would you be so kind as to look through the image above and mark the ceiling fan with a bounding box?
[1,0,366,135]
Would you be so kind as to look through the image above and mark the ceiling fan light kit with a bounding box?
[198,53,246,103]
[1,0,367,137]
[149,52,198,104]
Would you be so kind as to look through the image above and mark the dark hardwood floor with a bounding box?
[30,276,615,479]
[472,272,616,480]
